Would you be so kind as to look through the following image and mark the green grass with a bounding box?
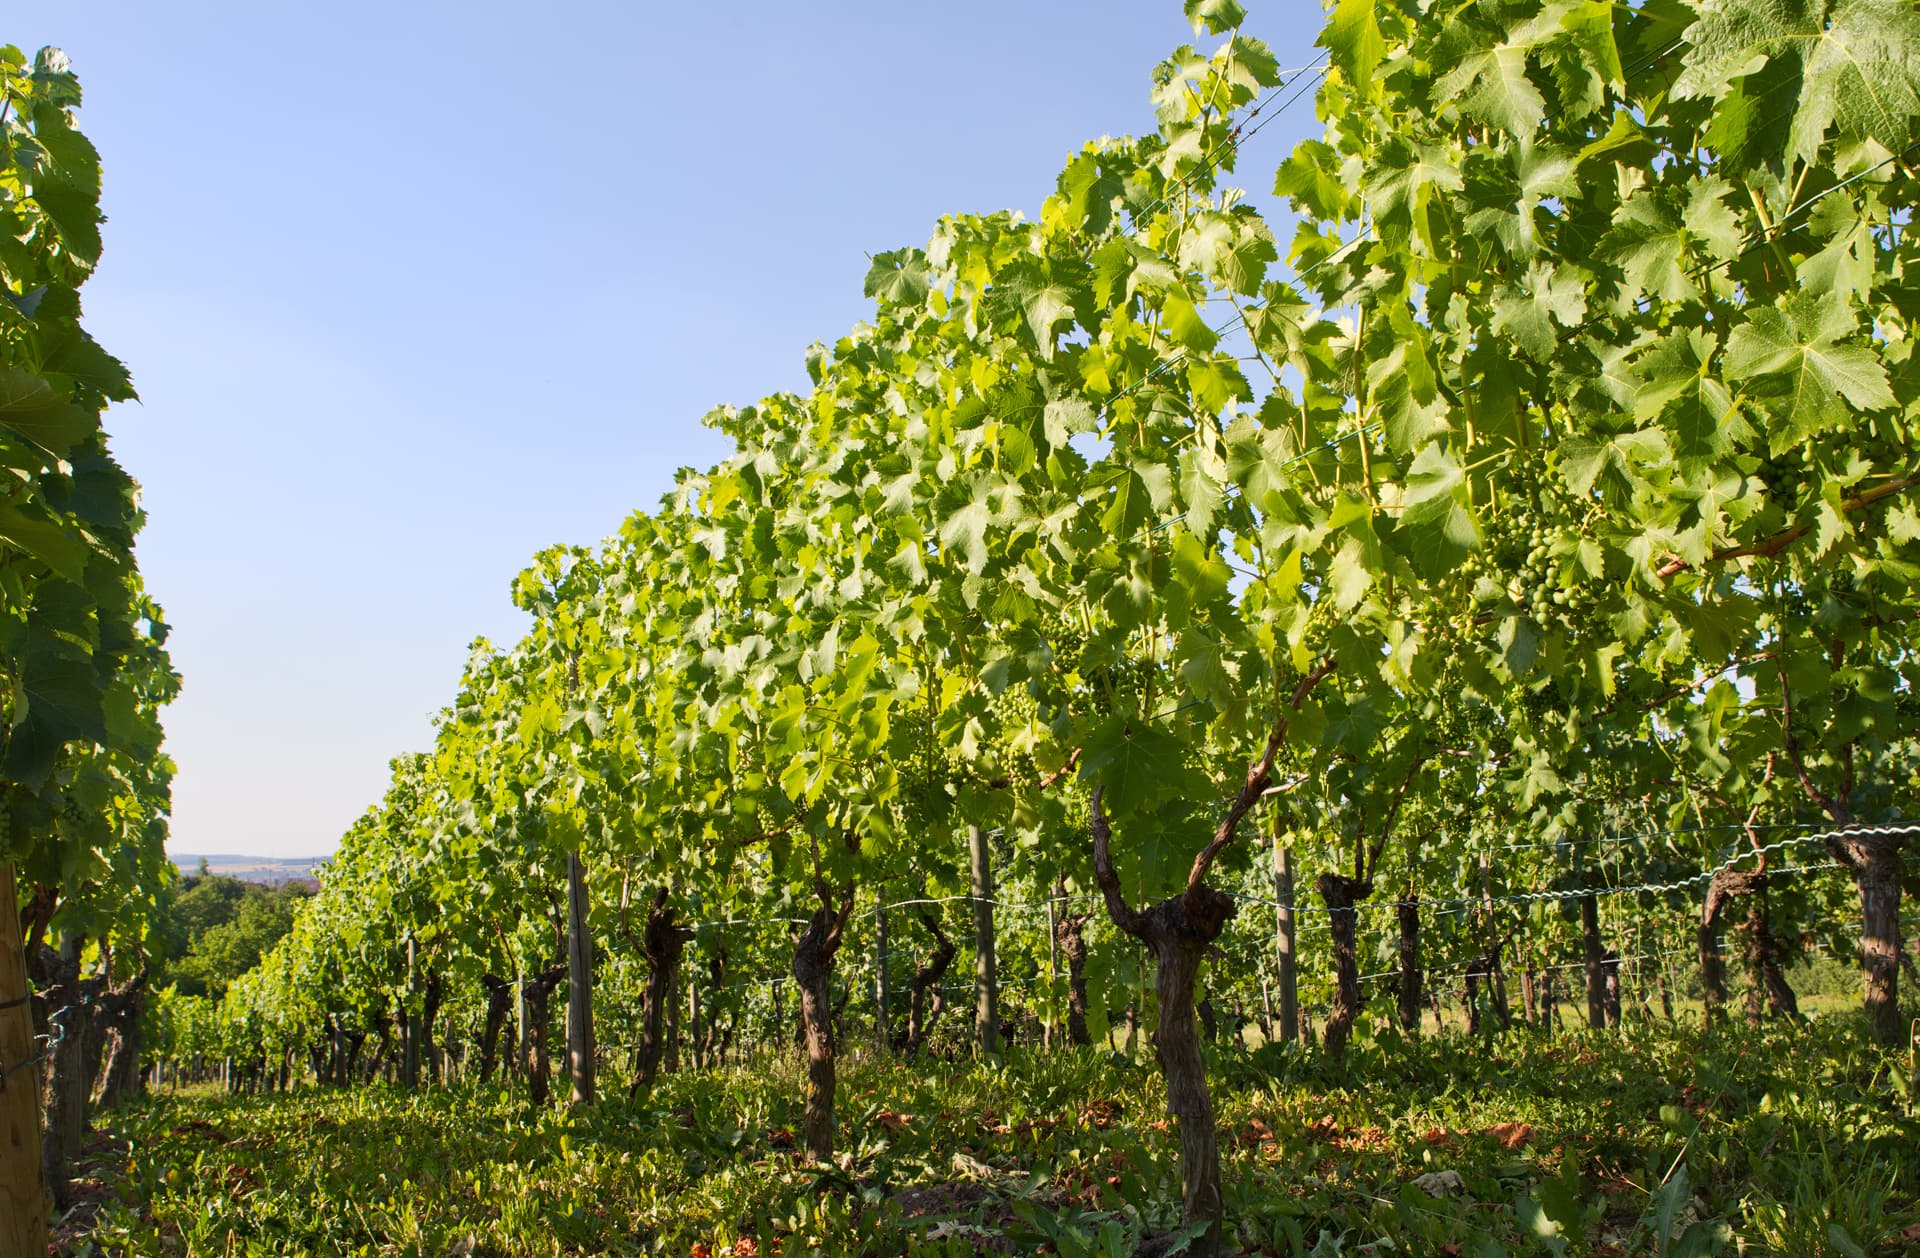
[60,1013,1920,1257]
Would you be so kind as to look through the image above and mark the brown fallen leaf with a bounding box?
[1485,1121,1533,1149]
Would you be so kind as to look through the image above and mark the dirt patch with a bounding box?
[51,1132,134,1256]
[893,1180,1003,1219]
[893,1181,1019,1255]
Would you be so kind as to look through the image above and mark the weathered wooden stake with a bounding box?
[969,826,998,1055]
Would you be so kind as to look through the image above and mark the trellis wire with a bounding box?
[0,996,89,1087]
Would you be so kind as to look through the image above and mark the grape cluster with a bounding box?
[59,792,87,828]
[1459,494,1609,635]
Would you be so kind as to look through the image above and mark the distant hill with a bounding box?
[170,853,326,887]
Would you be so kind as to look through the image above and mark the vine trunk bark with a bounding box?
[93,976,144,1108]
[1053,904,1092,1047]
[520,963,566,1108]
[630,896,688,1100]
[1738,889,1799,1023]
[1698,906,1728,1022]
[1316,873,1370,1057]
[1843,832,1903,1045]
[37,934,88,1212]
[1395,896,1421,1035]
[1141,891,1235,1255]
[896,909,955,1057]
[792,906,843,1163]
[1580,893,1607,1029]
[480,976,512,1083]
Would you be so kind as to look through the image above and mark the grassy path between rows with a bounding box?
[58,1016,1920,1256]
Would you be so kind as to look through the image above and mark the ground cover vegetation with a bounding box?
[9,0,1920,1252]
[61,1014,1920,1256]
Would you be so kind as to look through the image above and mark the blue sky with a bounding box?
[14,3,1327,858]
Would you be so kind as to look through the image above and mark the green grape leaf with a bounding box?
[1395,443,1477,578]
[1673,0,1920,165]
[1161,293,1218,352]
[1080,716,1185,817]
[1184,0,1247,35]
[1723,292,1894,444]
[864,248,931,306]
[0,505,89,581]
[1437,40,1546,137]
[939,498,991,574]
[0,366,95,456]
[1323,0,1386,100]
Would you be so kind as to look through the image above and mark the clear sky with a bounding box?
[13,3,1327,858]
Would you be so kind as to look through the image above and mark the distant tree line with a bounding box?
[149,861,309,1001]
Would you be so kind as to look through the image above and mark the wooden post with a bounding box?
[874,896,890,1052]
[512,965,525,1080]
[563,653,596,1105]
[566,848,594,1104]
[402,933,419,1090]
[1045,893,1059,1050]
[1479,854,1509,1029]
[0,863,47,1258]
[688,968,701,1069]
[1273,827,1298,1042]
[969,826,998,1055]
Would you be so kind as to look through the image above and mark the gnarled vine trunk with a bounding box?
[480,975,512,1083]
[94,975,146,1108]
[342,1026,367,1082]
[1841,830,1903,1045]
[1092,793,1248,1254]
[1776,651,1907,1045]
[36,934,91,1212]
[1084,665,1330,1255]
[1054,903,1092,1047]
[1580,893,1608,1029]
[1140,889,1236,1248]
[629,892,689,1100]
[1739,893,1798,1024]
[1395,896,1421,1035]
[896,908,955,1057]
[792,904,847,1163]
[1464,945,1507,1037]
[520,963,566,1107]
[1707,867,1798,1024]
[1315,873,1371,1057]
[1698,906,1728,1022]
